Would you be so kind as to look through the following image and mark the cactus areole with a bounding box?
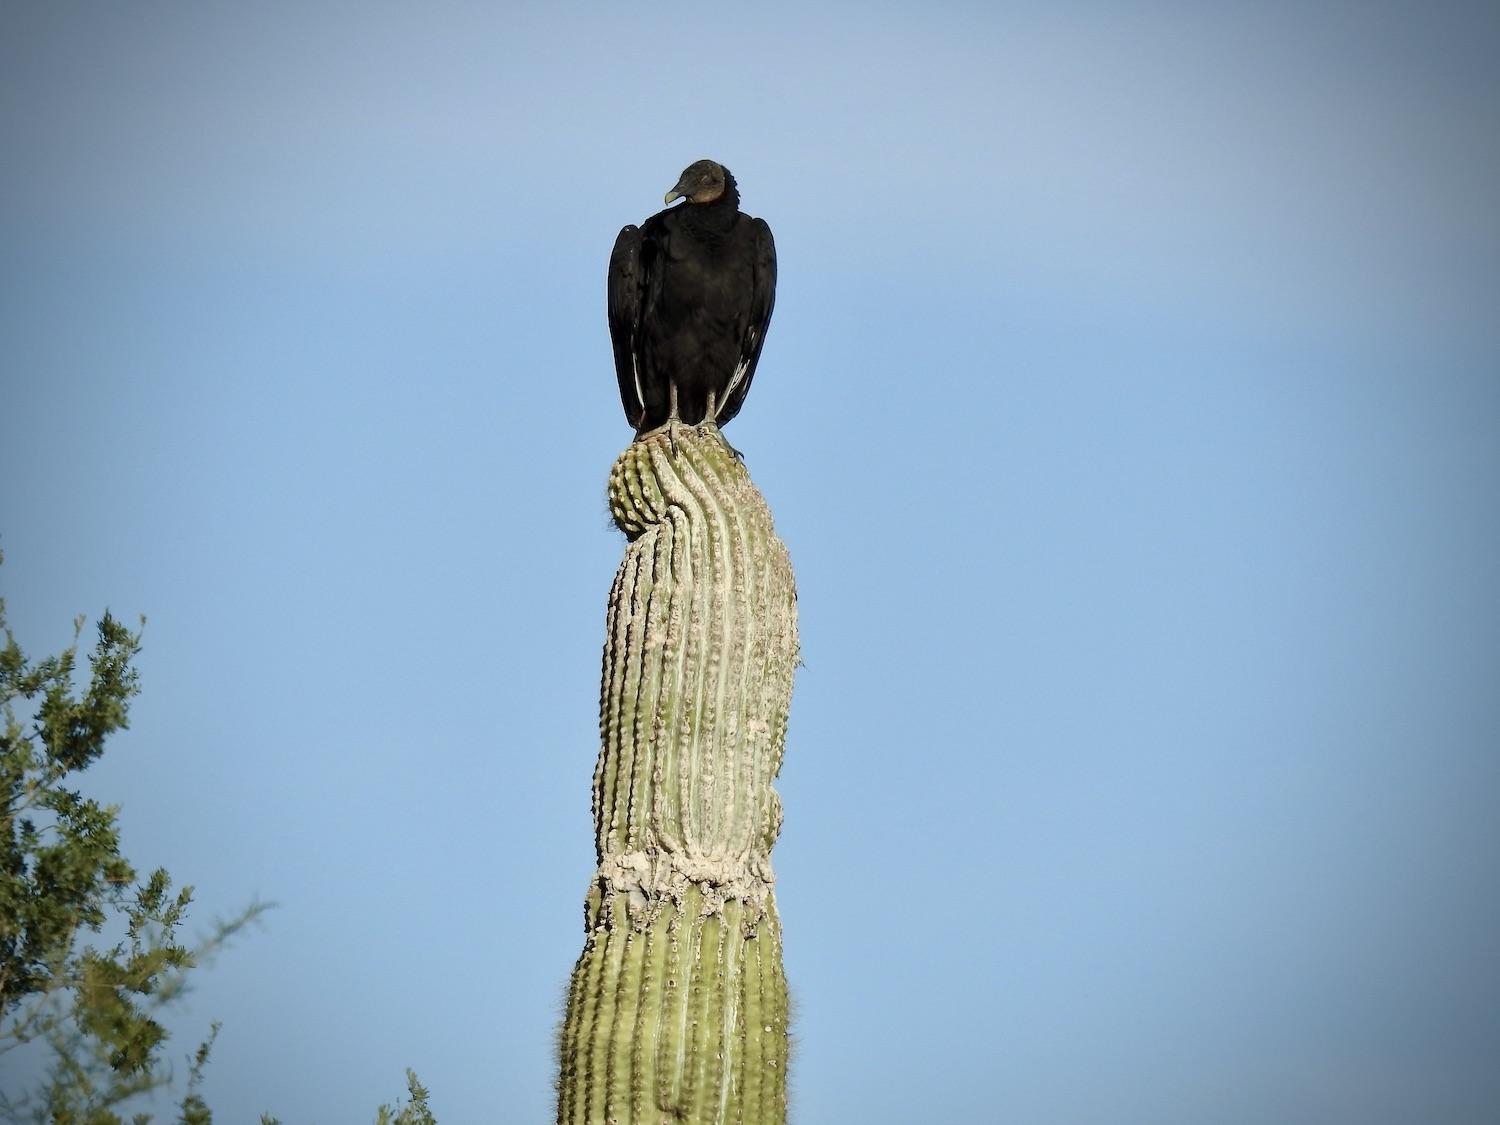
[557,427,799,1125]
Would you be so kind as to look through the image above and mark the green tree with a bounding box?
[373,1071,436,1125]
[0,555,432,1122]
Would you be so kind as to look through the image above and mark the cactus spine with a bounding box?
[558,428,798,1125]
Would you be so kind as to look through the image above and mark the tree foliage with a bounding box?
[0,556,433,1122]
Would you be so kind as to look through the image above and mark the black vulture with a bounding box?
[608,159,777,437]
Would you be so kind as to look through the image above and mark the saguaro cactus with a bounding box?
[557,428,799,1125]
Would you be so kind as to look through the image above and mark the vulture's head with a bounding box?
[664,159,730,205]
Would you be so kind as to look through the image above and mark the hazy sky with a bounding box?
[3,2,1498,1122]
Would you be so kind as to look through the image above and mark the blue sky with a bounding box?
[2,2,1497,1121]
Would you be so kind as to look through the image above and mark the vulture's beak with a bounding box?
[664,174,694,205]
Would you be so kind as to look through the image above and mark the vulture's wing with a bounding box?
[717,217,776,426]
[607,224,645,428]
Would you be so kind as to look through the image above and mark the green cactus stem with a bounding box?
[558,427,799,1125]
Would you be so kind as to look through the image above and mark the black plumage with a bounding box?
[608,159,777,434]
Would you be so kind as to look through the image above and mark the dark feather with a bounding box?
[607,225,645,427]
[607,162,777,432]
